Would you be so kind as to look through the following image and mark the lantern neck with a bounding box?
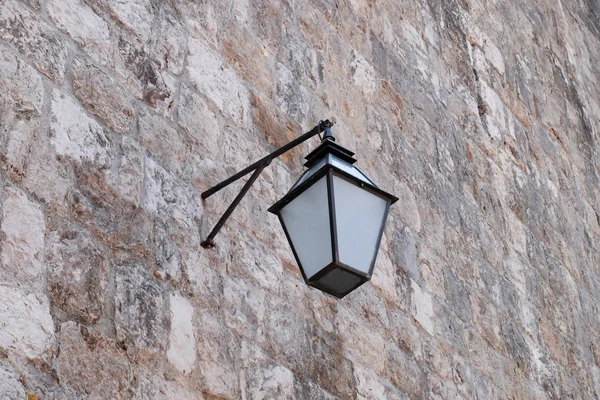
[322,128,335,141]
[304,129,357,167]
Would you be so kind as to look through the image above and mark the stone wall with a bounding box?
[1,0,600,398]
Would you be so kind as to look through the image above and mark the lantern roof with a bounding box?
[270,134,397,214]
[290,137,377,191]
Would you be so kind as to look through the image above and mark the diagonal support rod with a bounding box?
[201,160,269,248]
[201,119,334,248]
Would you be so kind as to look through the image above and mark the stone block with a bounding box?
[142,156,197,227]
[353,363,386,400]
[46,229,109,324]
[186,37,250,126]
[392,226,420,282]
[177,83,221,157]
[114,263,168,352]
[1,187,45,287]
[293,380,339,400]
[246,364,295,400]
[71,58,135,133]
[411,279,435,336]
[137,108,187,175]
[47,0,110,65]
[153,8,186,75]
[0,0,68,81]
[0,49,44,118]
[88,0,153,41]
[385,344,426,399]
[0,284,54,360]
[50,89,111,169]
[275,62,310,125]
[167,293,196,375]
[0,48,45,184]
[115,136,143,206]
[55,321,131,396]
[0,367,26,398]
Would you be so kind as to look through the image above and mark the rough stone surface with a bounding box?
[50,89,112,169]
[0,0,69,81]
[54,321,131,397]
[0,0,599,399]
[114,263,168,353]
[47,0,111,66]
[71,57,135,133]
[0,367,25,399]
[186,37,251,127]
[0,284,54,360]
[1,187,45,288]
[167,293,196,375]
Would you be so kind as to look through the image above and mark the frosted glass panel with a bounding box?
[333,175,387,274]
[280,177,332,279]
[290,157,326,190]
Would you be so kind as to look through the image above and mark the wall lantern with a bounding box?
[201,120,397,298]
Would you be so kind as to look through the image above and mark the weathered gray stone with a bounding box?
[392,227,420,282]
[71,58,135,133]
[246,363,295,400]
[50,89,112,169]
[153,8,187,75]
[0,49,44,119]
[55,321,131,397]
[350,51,378,94]
[0,48,45,185]
[385,344,426,399]
[1,187,45,288]
[0,0,68,81]
[114,263,168,352]
[47,0,110,65]
[193,314,240,399]
[353,363,386,399]
[130,370,202,399]
[46,228,109,324]
[115,136,144,206]
[97,0,153,41]
[411,279,435,336]
[275,62,310,125]
[0,367,25,399]
[294,380,340,400]
[0,51,71,205]
[142,156,200,227]
[166,293,196,375]
[0,284,54,360]
[138,107,187,175]
[177,83,221,157]
[186,37,250,126]
[22,0,41,10]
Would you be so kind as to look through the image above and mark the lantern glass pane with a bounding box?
[333,175,388,274]
[280,176,332,279]
[290,157,327,190]
[330,156,376,187]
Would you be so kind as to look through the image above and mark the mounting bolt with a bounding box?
[201,240,216,249]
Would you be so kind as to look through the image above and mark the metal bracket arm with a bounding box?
[200,119,334,248]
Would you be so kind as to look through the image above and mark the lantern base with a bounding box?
[307,263,369,299]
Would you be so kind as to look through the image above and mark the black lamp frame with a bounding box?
[267,146,398,298]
